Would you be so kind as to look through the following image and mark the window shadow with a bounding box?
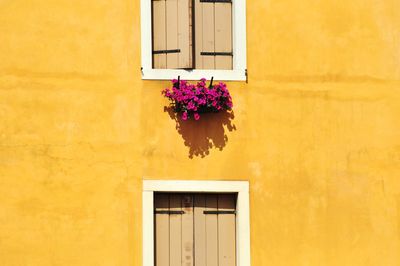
[164,107,237,158]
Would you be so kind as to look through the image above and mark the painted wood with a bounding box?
[194,195,206,266]
[166,0,179,68]
[194,0,203,68]
[143,181,250,266]
[169,194,182,266]
[206,194,218,266]
[143,0,247,79]
[218,194,236,266]
[182,194,194,266]
[153,0,167,68]
[201,2,215,69]
[143,191,155,266]
[214,2,232,69]
[178,0,192,68]
[155,194,170,266]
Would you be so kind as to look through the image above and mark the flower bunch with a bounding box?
[162,78,233,120]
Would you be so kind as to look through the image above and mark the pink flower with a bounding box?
[163,78,232,120]
[182,112,188,121]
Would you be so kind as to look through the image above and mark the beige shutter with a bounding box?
[152,0,193,69]
[218,194,236,266]
[193,194,237,266]
[194,0,233,69]
[194,195,207,266]
[205,194,219,266]
[155,194,194,266]
[155,194,170,266]
[153,0,167,69]
[182,195,194,266]
[155,193,236,266]
[169,194,182,266]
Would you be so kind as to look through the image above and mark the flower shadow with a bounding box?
[164,107,237,158]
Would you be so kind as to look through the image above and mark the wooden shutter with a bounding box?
[155,194,169,266]
[152,0,193,69]
[193,194,237,266]
[155,194,195,266]
[194,0,233,69]
[155,193,236,266]
[217,194,236,266]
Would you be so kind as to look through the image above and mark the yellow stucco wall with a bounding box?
[1,0,400,265]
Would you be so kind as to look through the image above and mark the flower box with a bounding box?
[162,77,233,120]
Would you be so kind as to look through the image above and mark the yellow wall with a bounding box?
[1,0,400,265]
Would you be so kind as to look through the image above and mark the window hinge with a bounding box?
[155,210,185,214]
[201,52,233,56]
[203,210,236,214]
[245,68,248,83]
[153,49,181,54]
[200,0,232,2]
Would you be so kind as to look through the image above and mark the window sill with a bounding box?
[141,68,246,81]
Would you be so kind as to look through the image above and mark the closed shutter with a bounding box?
[194,194,236,266]
[155,193,236,266]
[154,194,169,266]
[194,0,233,69]
[217,194,236,266]
[155,194,194,266]
[152,0,193,69]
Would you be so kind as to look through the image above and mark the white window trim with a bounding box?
[140,0,247,81]
[142,180,251,266]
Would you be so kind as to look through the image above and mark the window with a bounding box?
[154,193,236,266]
[140,0,247,80]
[143,180,251,266]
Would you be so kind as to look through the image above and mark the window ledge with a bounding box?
[141,68,246,81]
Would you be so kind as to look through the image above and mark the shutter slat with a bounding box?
[194,0,203,69]
[153,0,167,68]
[166,0,179,68]
[155,194,170,266]
[214,2,232,69]
[182,195,194,266]
[201,2,215,69]
[206,195,218,266]
[169,194,182,266]
[194,195,206,266]
[217,194,236,266]
[178,0,192,68]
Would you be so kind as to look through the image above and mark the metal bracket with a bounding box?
[155,210,185,214]
[153,49,181,55]
[203,210,236,214]
[200,0,232,2]
[201,52,233,56]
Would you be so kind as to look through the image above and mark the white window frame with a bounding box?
[142,180,251,266]
[140,0,247,81]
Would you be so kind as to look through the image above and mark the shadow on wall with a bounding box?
[164,107,236,158]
